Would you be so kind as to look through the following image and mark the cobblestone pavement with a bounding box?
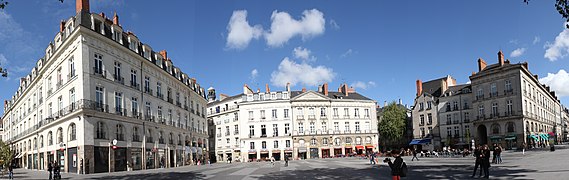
[3,146,569,179]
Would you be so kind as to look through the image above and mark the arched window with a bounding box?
[346,137,353,144]
[48,131,53,145]
[147,129,153,143]
[299,139,305,146]
[177,134,182,145]
[68,123,76,141]
[365,136,372,144]
[33,138,37,150]
[506,122,515,133]
[96,121,107,139]
[491,123,500,134]
[57,127,63,144]
[310,138,317,145]
[322,138,329,145]
[355,137,362,145]
[133,126,140,142]
[334,138,341,146]
[159,131,164,144]
[169,133,173,144]
[40,135,44,148]
[116,124,124,141]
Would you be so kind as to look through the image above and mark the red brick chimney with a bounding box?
[338,83,349,96]
[477,58,487,72]
[76,0,90,13]
[323,83,329,96]
[498,50,504,66]
[113,12,119,25]
[302,87,307,93]
[60,20,66,32]
[286,82,291,92]
[159,50,168,60]
[416,79,423,96]
[265,84,270,93]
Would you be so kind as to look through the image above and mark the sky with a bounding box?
[1,0,569,115]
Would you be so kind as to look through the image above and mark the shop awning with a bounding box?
[14,153,22,159]
[540,134,549,140]
[355,145,364,150]
[530,135,539,140]
[272,150,281,153]
[490,136,502,140]
[298,147,307,153]
[409,139,431,145]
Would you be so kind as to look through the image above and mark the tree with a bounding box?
[0,140,13,175]
[525,0,569,28]
[378,101,407,150]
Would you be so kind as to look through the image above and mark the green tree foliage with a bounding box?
[0,140,13,172]
[378,101,407,149]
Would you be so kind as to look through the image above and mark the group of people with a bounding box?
[47,161,61,180]
[492,144,503,164]
[472,144,491,179]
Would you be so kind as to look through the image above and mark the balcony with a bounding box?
[130,81,140,90]
[67,71,76,80]
[297,115,305,120]
[144,88,153,95]
[504,89,514,95]
[145,115,155,122]
[159,138,165,144]
[157,93,164,100]
[56,81,62,89]
[308,115,316,120]
[167,98,174,104]
[131,111,142,119]
[320,115,327,119]
[114,75,124,85]
[234,130,239,135]
[343,115,350,119]
[92,67,105,77]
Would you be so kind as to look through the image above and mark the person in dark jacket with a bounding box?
[411,148,419,161]
[471,145,483,178]
[481,144,491,179]
[386,150,404,180]
[48,162,53,180]
[8,163,13,180]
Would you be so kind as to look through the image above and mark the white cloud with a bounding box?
[466,81,471,84]
[509,39,519,44]
[533,36,540,45]
[293,47,316,61]
[539,69,569,97]
[250,69,258,81]
[0,54,7,65]
[264,9,326,47]
[510,48,526,57]
[329,19,340,29]
[270,57,335,87]
[350,81,377,90]
[0,12,37,76]
[341,49,354,58]
[226,10,263,50]
[544,26,569,61]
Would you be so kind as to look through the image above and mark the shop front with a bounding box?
[284,148,293,160]
[248,150,258,161]
[344,146,353,156]
[321,148,330,158]
[39,152,44,170]
[260,150,269,161]
[94,146,109,173]
[504,135,517,150]
[298,147,307,159]
[309,148,319,159]
[355,145,364,155]
[271,150,281,161]
[67,147,78,173]
[365,145,375,153]
[114,147,127,172]
[57,150,65,172]
[33,153,38,170]
[333,148,342,157]
[130,148,142,170]
[145,148,155,169]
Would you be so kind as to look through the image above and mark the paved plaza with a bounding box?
[4,146,569,180]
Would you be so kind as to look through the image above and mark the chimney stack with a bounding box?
[498,50,504,66]
[286,82,291,92]
[477,58,487,72]
[257,88,260,93]
[60,20,66,32]
[265,84,270,93]
[323,83,329,96]
[76,0,90,13]
[159,50,168,60]
[302,87,307,93]
[384,101,387,107]
[399,99,402,105]
[416,79,423,96]
[113,12,119,25]
[338,83,349,96]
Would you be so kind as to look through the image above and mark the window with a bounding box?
[114,61,122,82]
[284,109,289,118]
[157,106,163,121]
[454,126,459,137]
[477,88,483,99]
[284,123,290,135]
[144,77,150,93]
[234,125,239,135]
[261,125,267,137]
[345,137,352,144]
[68,123,76,141]
[420,128,425,138]
[334,122,339,131]
[354,108,360,118]
[273,124,278,137]
[133,127,140,142]
[248,111,254,120]
[420,115,425,125]
[322,122,327,131]
[250,142,255,149]
[226,126,230,136]
[93,53,103,74]
[131,97,138,116]
[96,86,104,107]
[492,102,498,117]
[48,131,53,145]
[333,108,339,117]
[364,109,370,118]
[355,137,362,145]
[506,122,515,133]
[68,57,75,78]
[286,140,291,148]
[311,138,317,145]
[272,109,277,118]
[260,110,266,119]
[56,67,62,86]
[69,88,76,109]
[344,108,349,118]
[505,80,512,92]
[96,121,106,139]
[262,141,267,149]
[446,114,452,125]
[298,122,304,133]
[130,69,137,87]
[490,83,497,97]
[491,123,500,134]
[274,140,279,148]
[427,113,432,125]
[447,127,452,137]
[344,122,350,132]
[355,122,360,132]
[478,105,485,118]
[40,135,44,148]
[427,101,432,109]
[506,100,513,115]
[428,127,432,134]
[322,138,328,145]
[334,138,341,146]
[464,112,470,122]
[157,82,162,98]
[249,125,255,137]
[116,124,124,141]
[321,108,326,117]
[419,102,424,110]
[115,92,123,114]
[57,127,63,144]
[309,122,315,134]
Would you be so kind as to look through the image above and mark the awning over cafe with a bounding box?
[355,145,365,150]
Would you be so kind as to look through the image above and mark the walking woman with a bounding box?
[471,145,482,178]
[386,150,405,180]
[481,144,491,179]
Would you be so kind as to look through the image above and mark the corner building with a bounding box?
[1,0,209,174]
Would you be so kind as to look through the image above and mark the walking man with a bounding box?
[471,145,483,178]
[496,145,503,164]
[411,148,419,161]
[284,155,289,167]
[386,150,405,180]
[48,161,53,180]
[8,162,13,180]
[481,144,491,179]
[522,142,527,155]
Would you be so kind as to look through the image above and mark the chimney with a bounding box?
[477,58,487,72]
[60,20,66,32]
[113,12,119,25]
[257,88,260,93]
[522,62,528,70]
[302,87,307,93]
[286,82,291,92]
[265,84,270,93]
[498,50,504,66]
[398,99,402,105]
[318,85,323,93]
[338,83,349,96]
[159,50,168,60]
[323,83,329,96]
[416,79,423,96]
[243,84,253,94]
[76,0,90,13]
[384,101,387,107]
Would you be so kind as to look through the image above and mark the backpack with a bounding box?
[400,161,408,177]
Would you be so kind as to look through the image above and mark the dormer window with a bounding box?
[155,55,163,68]
[112,30,122,44]
[143,46,151,60]
[128,37,139,53]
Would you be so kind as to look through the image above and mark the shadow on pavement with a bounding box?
[89,171,206,180]
[257,166,388,180]
[408,164,537,180]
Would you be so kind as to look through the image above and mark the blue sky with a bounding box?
[1,0,569,115]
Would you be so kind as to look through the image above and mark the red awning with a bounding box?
[356,145,365,150]
[365,145,375,148]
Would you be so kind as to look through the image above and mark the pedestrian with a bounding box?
[284,155,289,167]
[270,157,275,166]
[411,148,419,161]
[385,149,406,180]
[481,144,491,179]
[522,142,527,155]
[48,161,53,180]
[53,161,60,180]
[496,145,503,164]
[492,144,497,164]
[370,153,376,165]
[8,162,13,180]
[471,145,483,178]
